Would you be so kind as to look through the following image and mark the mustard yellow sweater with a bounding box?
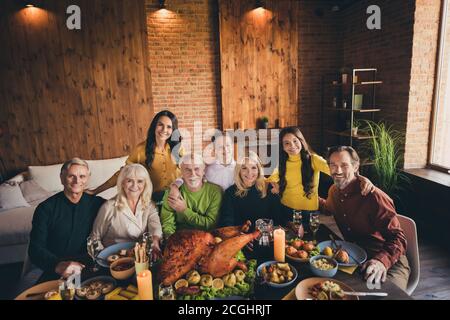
[267,154,330,210]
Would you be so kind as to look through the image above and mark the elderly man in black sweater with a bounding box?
[28,158,105,282]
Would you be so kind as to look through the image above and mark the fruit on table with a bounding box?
[222,273,237,288]
[323,246,333,257]
[335,250,350,263]
[212,278,224,290]
[302,242,315,252]
[186,270,201,285]
[286,246,297,256]
[296,250,308,259]
[292,240,304,250]
[234,269,246,282]
[45,291,62,300]
[200,274,213,287]
[175,279,189,290]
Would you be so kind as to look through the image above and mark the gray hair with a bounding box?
[60,157,90,176]
[179,153,205,167]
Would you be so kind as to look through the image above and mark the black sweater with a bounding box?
[219,184,281,229]
[29,192,105,273]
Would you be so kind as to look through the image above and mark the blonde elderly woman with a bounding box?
[218,151,281,229]
[91,164,162,259]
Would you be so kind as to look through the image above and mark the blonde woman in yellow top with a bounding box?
[267,127,373,226]
[88,110,182,203]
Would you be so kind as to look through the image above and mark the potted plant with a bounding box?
[360,120,410,204]
[261,116,269,129]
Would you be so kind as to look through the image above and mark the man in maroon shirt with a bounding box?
[321,146,410,291]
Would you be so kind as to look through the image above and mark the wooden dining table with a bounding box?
[251,224,412,300]
[17,223,412,300]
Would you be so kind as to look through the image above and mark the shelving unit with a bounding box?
[321,68,382,166]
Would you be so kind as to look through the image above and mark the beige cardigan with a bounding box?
[91,197,162,248]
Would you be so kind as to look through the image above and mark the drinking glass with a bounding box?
[142,232,154,266]
[58,279,75,300]
[86,236,102,272]
[309,212,320,241]
[292,210,303,238]
[158,283,175,300]
[255,218,273,246]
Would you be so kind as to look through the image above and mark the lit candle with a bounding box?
[137,270,153,300]
[273,228,285,262]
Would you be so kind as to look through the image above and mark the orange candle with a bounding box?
[273,228,285,262]
[137,270,153,300]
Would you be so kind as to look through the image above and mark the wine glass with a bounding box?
[58,278,75,300]
[158,283,175,300]
[86,236,102,272]
[292,210,303,238]
[255,218,273,246]
[309,212,320,242]
[142,232,153,266]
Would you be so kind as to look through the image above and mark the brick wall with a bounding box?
[145,0,221,142]
[340,0,440,168]
[297,1,341,151]
[144,0,442,168]
[145,0,340,152]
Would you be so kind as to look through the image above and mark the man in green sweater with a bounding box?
[28,158,105,282]
[161,153,222,238]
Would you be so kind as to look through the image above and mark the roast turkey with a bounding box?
[158,221,259,285]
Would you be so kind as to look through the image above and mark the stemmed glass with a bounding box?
[255,219,273,246]
[142,232,153,266]
[158,283,175,300]
[309,212,320,242]
[292,210,303,238]
[86,236,102,272]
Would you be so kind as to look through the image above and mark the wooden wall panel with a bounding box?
[219,0,298,130]
[0,0,153,177]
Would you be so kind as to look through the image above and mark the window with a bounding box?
[430,0,450,172]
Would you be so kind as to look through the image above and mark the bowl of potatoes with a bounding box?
[257,261,298,288]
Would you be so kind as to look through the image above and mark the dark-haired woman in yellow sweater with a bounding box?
[88,110,182,203]
[267,127,373,226]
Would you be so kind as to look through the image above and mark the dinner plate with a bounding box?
[75,275,117,300]
[317,240,367,267]
[15,280,60,300]
[295,277,358,300]
[96,241,135,268]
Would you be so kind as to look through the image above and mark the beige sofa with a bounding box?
[0,156,127,265]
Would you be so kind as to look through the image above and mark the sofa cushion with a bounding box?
[28,163,64,193]
[86,156,127,190]
[0,182,30,212]
[0,205,35,246]
[20,180,52,203]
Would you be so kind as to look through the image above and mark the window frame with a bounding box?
[429,0,450,174]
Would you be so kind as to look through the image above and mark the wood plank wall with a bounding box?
[0,0,153,176]
[219,0,298,130]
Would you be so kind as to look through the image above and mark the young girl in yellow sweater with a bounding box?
[267,127,373,225]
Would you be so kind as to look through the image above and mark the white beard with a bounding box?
[187,178,202,189]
